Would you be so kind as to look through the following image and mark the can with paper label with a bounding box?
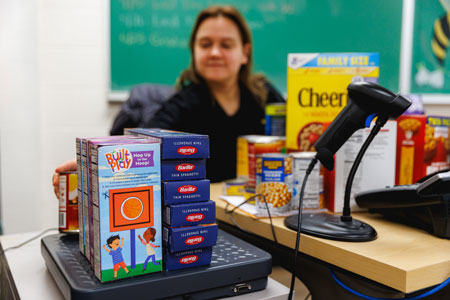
[255,153,293,214]
[58,171,79,233]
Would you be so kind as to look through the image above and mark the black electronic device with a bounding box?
[285,82,411,242]
[41,230,272,300]
[314,81,411,171]
[354,171,450,239]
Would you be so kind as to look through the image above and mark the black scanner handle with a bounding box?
[313,82,411,171]
[314,103,369,170]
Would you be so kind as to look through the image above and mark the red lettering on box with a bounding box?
[176,163,195,172]
[179,255,199,264]
[186,213,205,222]
[185,235,204,245]
[178,185,197,194]
[177,146,198,155]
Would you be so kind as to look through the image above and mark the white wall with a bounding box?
[0,0,120,234]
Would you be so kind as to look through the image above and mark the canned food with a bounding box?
[223,178,247,197]
[246,136,285,190]
[236,135,262,179]
[255,153,293,214]
[265,103,286,136]
[291,152,324,209]
[58,171,79,233]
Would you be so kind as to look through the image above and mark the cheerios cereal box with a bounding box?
[286,53,379,151]
[396,115,450,185]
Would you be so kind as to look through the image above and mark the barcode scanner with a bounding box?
[314,81,411,171]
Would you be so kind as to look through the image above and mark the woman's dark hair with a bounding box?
[176,5,268,105]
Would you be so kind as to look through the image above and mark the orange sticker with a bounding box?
[109,186,154,232]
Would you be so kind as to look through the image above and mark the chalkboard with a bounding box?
[110,0,403,94]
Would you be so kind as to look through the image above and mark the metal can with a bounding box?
[265,103,286,136]
[246,135,285,190]
[236,135,262,179]
[291,152,324,209]
[255,153,293,214]
[223,178,247,197]
[58,171,79,233]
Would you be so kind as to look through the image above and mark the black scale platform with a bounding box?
[41,229,272,300]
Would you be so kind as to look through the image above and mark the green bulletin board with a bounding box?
[411,0,450,93]
[110,0,403,94]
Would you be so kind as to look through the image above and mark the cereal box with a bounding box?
[162,179,210,205]
[396,115,450,185]
[90,141,162,282]
[286,53,379,151]
[164,201,216,227]
[124,128,209,160]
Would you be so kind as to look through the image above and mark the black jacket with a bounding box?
[146,81,285,183]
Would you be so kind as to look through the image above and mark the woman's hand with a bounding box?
[52,159,77,198]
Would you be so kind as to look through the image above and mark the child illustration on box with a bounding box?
[138,227,160,270]
[103,235,130,278]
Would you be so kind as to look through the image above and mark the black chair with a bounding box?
[110,83,175,135]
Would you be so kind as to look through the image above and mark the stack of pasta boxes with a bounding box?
[124,128,218,271]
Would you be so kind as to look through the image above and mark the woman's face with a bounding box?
[193,16,250,86]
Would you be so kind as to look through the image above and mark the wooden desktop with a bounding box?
[211,182,450,294]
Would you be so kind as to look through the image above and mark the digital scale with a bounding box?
[41,229,272,300]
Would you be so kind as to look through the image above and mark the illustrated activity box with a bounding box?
[83,136,143,266]
[89,140,163,282]
[325,121,397,213]
[286,52,379,151]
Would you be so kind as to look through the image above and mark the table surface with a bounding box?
[211,182,450,293]
[0,230,291,300]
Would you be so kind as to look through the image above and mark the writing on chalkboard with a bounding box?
[110,0,403,94]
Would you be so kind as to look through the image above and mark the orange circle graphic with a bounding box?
[121,197,144,220]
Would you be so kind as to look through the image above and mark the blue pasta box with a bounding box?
[124,128,209,160]
[163,224,218,252]
[90,140,163,282]
[164,200,216,227]
[163,179,210,204]
[161,159,206,181]
[164,247,212,271]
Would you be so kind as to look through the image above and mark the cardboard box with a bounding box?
[396,115,450,185]
[286,53,379,151]
[124,128,209,160]
[164,201,216,227]
[83,136,144,265]
[76,138,85,255]
[164,247,212,271]
[163,224,218,253]
[325,121,397,212]
[162,179,210,205]
[161,159,206,181]
[90,141,163,282]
